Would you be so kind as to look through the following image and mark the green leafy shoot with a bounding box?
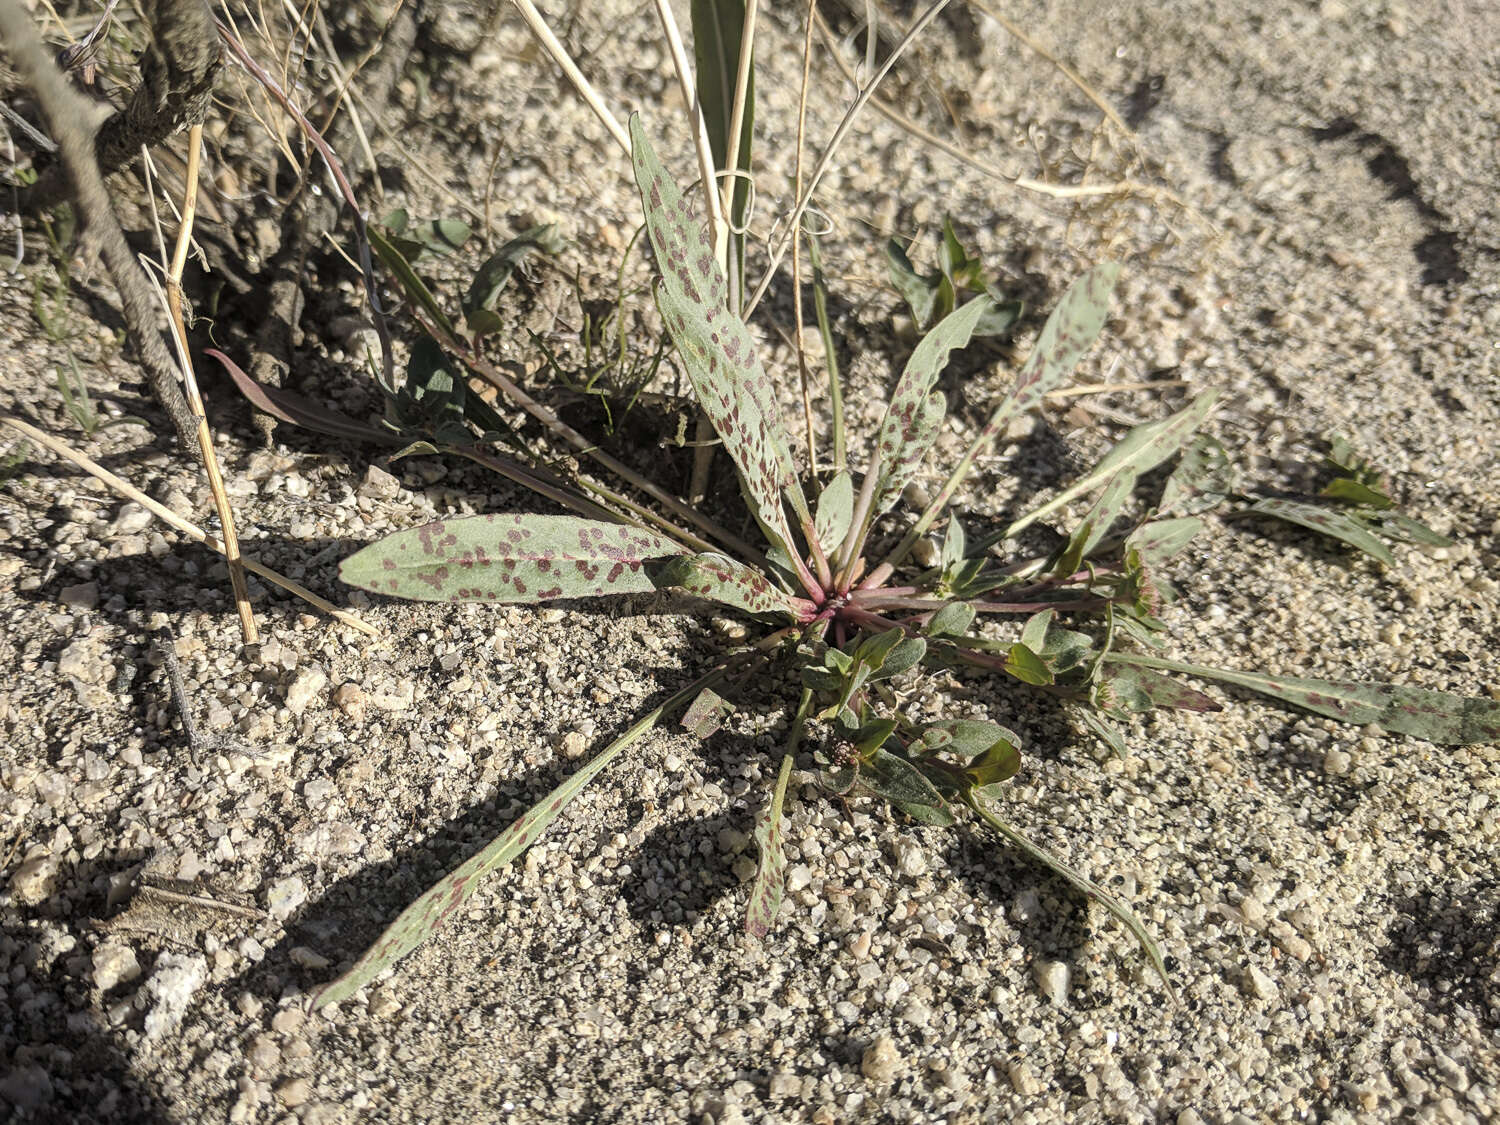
[886,218,1023,334]
[306,113,1497,1016]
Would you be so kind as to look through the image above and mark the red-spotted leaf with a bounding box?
[1246,498,1394,567]
[1099,662,1221,713]
[873,296,995,515]
[341,514,688,603]
[1125,518,1205,568]
[1108,653,1500,745]
[747,754,794,939]
[630,116,808,550]
[651,552,812,619]
[1159,433,1236,516]
[994,263,1120,423]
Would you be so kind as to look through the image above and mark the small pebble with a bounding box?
[9,853,59,905]
[276,1077,311,1107]
[283,667,327,717]
[1034,960,1070,1007]
[860,1036,901,1083]
[1244,965,1279,1001]
[1008,1061,1041,1096]
[92,942,141,991]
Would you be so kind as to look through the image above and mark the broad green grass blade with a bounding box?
[691,0,754,227]
[652,552,813,619]
[747,750,794,939]
[1246,498,1394,567]
[630,116,806,553]
[964,791,1177,1005]
[1001,391,1219,542]
[311,668,726,1009]
[873,296,995,516]
[341,514,687,603]
[1109,653,1500,744]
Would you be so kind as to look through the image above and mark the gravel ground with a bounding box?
[1,1,1497,1122]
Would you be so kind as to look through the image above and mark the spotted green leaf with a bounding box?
[1246,498,1394,567]
[873,296,995,516]
[1159,432,1236,516]
[814,470,854,554]
[630,116,807,551]
[682,686,732,740]
[1109,653,1500,744]
[1125,518,1204,568]
[747,752,794,939]
[341,514,687,603]
[651,553,811,619]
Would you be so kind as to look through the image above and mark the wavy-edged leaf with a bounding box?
[310,670,719,1009]
[1159,432,1236,516]
[630,116,806,550]
[341,514,688,603]
[463,224,564,331]
[746,751,793,939]
[814,470,854,554]
[964,791,1176,1004]
[651,552,811,618]
[1246,498,1394,567]
[998,262,1120,420]
[1006,391,1219,540]
[872,295,995,515]
[1109,653,1500,745]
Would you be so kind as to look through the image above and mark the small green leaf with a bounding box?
[967,737,1023,787]
[911,718,1022,762]
[1125,518,1204,568]
[1321,477,1393,509]
[1108,653,1500,745]
[1369,512,1452,548]
[1099,663,1221,713]
[1159,433,1236,516]
[940,516,967,572]
[369,224,455,340]
[1055,471,1136,576]
[341,514,688,603]
[886,239,940,326]
[814,470,854,554]
[747,753,794,940]
[851,716,899,755]
[1004,643,1054,686]
[1019,609,1054,652]
[1246,498,1395,567]
[862,748,950,815]
[925,601,975,638]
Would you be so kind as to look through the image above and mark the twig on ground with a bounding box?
[0,414,379,637]
[0,0,199,449]
[152,623,205,763]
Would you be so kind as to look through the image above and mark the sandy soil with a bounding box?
[1,1,1496,1122]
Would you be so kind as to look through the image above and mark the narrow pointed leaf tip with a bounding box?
[1006,262,1120,418]
[629,115,806,554]
[341,514,687,603]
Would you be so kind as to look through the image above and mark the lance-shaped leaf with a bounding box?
[1159,433,1237,516]
[1108,653,1500,745]
[206,350,396,445]
[1076,708,1127,758]
[1245,498,1394,567]
[630,116,807,551]
[1000,391,1219,542]
[464,224,565,331]
[814,470,854,554]
[341,514,688,603]
[310,668,720,1009]
[746,752,794,939]
[872,296,995,516]
[651,553,812,619]
[690,0,754,229]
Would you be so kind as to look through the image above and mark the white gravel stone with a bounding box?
[92,942,142,991]
[1034,960,1070,1007]
[283,667,327,717]
[9,852,59,905]
[860,1036,901,1083]
[265,875,308,922]
[141,953,208,1040]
